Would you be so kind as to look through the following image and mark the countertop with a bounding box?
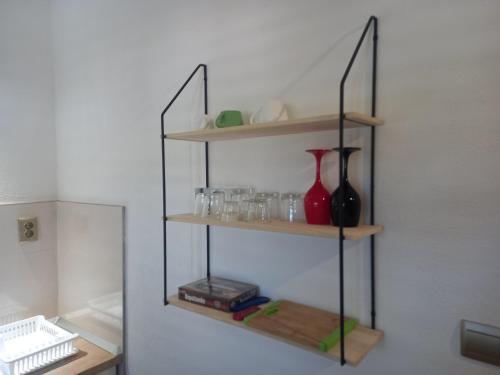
[31,338,122,375]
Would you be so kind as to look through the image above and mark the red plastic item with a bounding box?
[232,306,261,321]
[304,149,331,225]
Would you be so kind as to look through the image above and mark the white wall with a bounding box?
[0,0,56,203]
[50,1,500,375]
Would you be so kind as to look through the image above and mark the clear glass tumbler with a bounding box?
[200,193,211,218]
[221,201,240,222]
[255,192,280,219]
[194,192,208,216]
[208,191,225,219]
[280,193,305,223]
[230,187,255,205]
[240,199,270,223]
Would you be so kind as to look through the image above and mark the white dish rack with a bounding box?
[0,316,78,375]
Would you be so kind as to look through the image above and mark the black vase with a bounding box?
[331,147,361,227]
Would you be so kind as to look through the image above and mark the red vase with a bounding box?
[304,149,331,225]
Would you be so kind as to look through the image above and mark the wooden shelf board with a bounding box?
[30,338,122,375]
[168,295,383,366]
[165,112,384,142]
[167,214,383,241]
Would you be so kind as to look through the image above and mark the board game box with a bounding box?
[178,277,259,312]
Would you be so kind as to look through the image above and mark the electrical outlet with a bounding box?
[18,217,38,242]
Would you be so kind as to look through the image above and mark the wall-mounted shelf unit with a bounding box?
[161,15,381,366]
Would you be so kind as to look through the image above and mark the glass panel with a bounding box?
[56,201,124,352]
[0,201,124,354]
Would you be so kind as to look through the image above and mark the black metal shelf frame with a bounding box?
[160,15,378,366]
[338,15,378,365]
[161,63,210,307]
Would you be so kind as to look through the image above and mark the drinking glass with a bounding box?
[194,192,208,216]
[221,201,240,222]
[200,193,211,218]
[255,192,280,219]
[209,191,225,219]
[229,186,256,196]
[229,187,255,204]
[240,199,270,223]
[195,187,213,195]
[280,193,305,222]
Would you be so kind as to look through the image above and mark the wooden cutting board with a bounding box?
[244,300,356,352]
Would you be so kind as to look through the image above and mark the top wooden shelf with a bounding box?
[165,112,384,142]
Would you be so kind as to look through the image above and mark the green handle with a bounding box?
[243,300,281,326]
[318,319,357,352]
[264,307,279,316]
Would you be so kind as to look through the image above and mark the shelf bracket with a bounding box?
[161,64,209,306]
[338,15,378,365]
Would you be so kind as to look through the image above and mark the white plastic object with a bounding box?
[250,99,288,124]
[199,114,213,129]
[0,316,78,375]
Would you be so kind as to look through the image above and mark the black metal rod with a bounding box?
[162,116,168,306]
[161,64,207,118]
[161,64,208,305]
[338,16,378,365]
[206,140,211,280]
[338,70,346,366]
[370,17,378,330]
[203,65,211,280]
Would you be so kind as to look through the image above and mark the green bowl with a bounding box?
[215,110,243,128]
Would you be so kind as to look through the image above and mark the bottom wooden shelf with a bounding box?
[168,295,383,366]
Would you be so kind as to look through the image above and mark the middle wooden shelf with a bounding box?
[167,213,383,240]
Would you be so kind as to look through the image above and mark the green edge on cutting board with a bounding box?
[318,319,358,352]
[243,300,281,326]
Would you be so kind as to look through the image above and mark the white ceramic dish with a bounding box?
[250,99,288,124]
